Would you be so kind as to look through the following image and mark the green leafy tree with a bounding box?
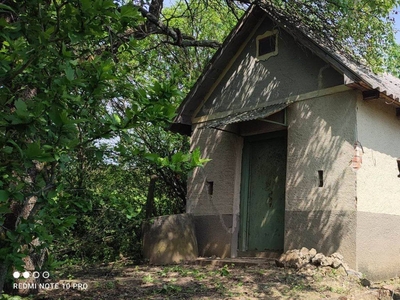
[54,0,235,266]
[241,0,400,73]
[0,0,182,293]
[0,0,221,293]
[1,0,399,295]
[127,0,400,73]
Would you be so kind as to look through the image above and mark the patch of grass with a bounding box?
[194,272,207,280]
[316,285,330,293]
[313,273,324,283]
[142,274,155,284]
[159,283,182,294]
[219,264,230,277]
[226,291,235,297]
[157,267,170,277]
[291,282,311,292]
[214,281,227,293]
[329,285,346,294]
[167,265,191,276]
[328,268,341,278]
[0,295,26,300]
[105,281,116,289]
[207,270,219,277]
[247,267,266,275]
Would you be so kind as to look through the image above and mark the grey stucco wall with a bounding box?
[186,11,393,265]
[193,215,233,258]
[356,97,400,280]
[196,18,343,118]
[187,124,243,257]
[188,124,242,216]
[188,121,289,258]
[184,8,400,278]
[285,89,358,268]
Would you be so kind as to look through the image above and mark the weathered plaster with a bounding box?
[187,124,243,216]
[187,122,243,258]
[196,19,343,118]
[142,214,198,264]
[188,118,288,258]
[357,211,400,280]
[356,98,400,214]
[286,210,357,267]
[193,215,233,258]
[285,89,357,267]
[177,4,400,281]
[355,97,400,280]
[231,133,243,258]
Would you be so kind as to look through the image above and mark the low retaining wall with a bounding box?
[142,213,198,264]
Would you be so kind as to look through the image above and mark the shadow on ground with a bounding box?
[33,261,399,300]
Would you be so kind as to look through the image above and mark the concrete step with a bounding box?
[194,257,277,267]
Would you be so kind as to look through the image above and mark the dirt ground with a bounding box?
[32,259,400,300]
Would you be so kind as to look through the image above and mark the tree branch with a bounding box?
[134,4,221,48]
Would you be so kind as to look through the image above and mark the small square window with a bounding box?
[256,30,278,61]
[259,35,276,56]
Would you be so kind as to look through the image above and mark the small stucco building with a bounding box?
[171,4,400,280]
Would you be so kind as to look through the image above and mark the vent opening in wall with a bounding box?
[256,30,278,61]
[206,181,214,195]
[318,170,324,187]
[397,159,400,177]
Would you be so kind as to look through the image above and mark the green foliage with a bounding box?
[0,0,225,271]
[142,274,155,284]
[127,0,241,92]
[159,283,182,294]
[54,125,206,263]
[5,0,398,294]
[0,295,24,300]
[141,147,210,173]
[55,163,147,263]
[386,42,400,77]
[0,0,194,289]
[219,264,230,277]
[267,0,400,73]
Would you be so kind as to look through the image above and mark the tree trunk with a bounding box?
[145,175,158,219]
[1,162,47,296]
[0,261,8,297]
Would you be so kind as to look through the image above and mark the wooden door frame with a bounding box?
[239,130,287,252]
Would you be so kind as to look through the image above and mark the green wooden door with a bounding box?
[240,132,287,251]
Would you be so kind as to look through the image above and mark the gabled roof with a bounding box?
[171,4,400,135]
